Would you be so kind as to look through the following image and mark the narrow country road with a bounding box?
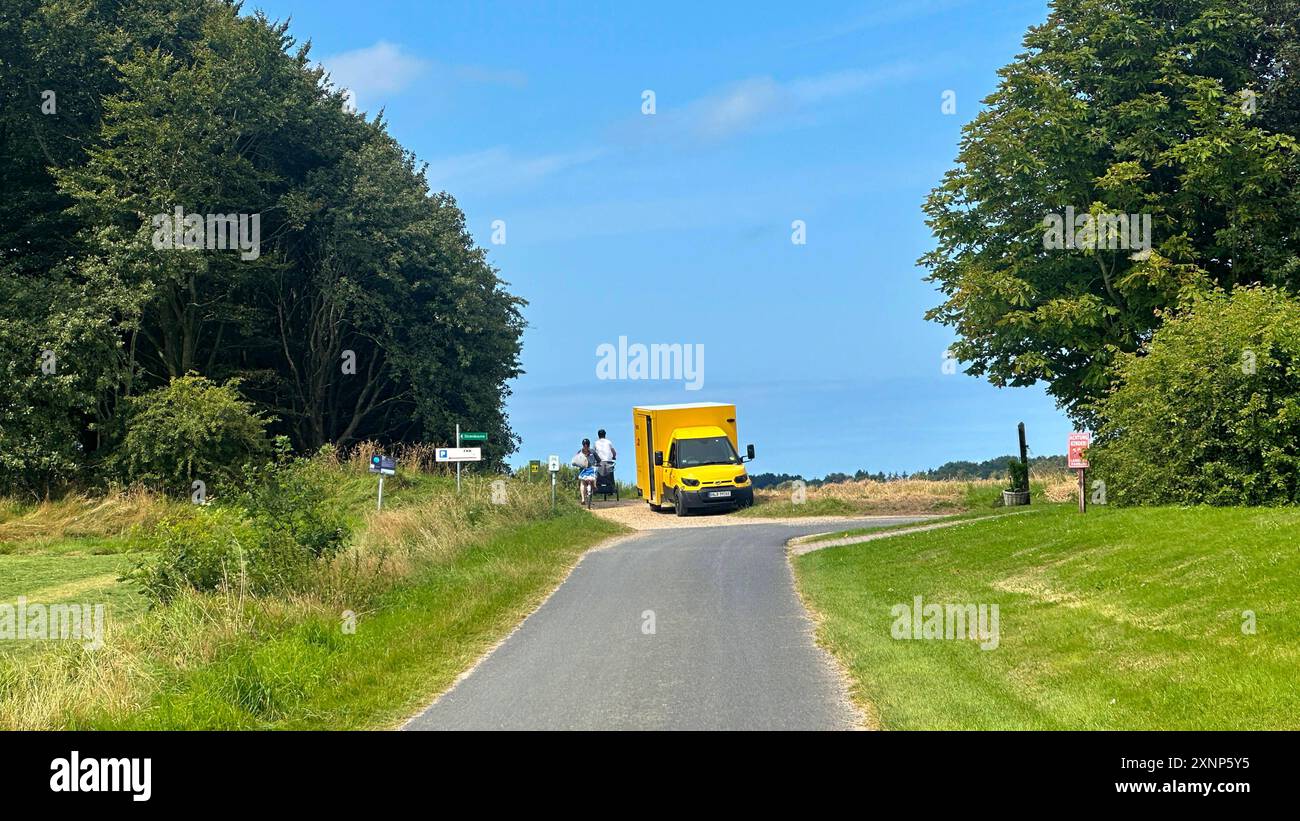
[404,515,927,731]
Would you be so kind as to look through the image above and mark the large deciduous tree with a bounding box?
[921,0,1300,422]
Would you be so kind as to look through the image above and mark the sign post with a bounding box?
[1067,432,1091,513]
[368,455,396,510]
[529,460,541,482]
[435,447,481,464]
[548,455,560,510]
[448,432,487,493]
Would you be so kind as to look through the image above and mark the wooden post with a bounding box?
[1017,421,1029,496]
[1077,468,1086,513]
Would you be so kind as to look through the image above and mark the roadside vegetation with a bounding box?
[0,449,624,729]
[793,505,1300,730]
[737,473,1078,518]
[798,505,1047,544]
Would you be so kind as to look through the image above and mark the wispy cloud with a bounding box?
[320,41,525,111]
[424,146,606,194]
[648,64,916,143]
[792,0,976,48]
[427,63,913,196]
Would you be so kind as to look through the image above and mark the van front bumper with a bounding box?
[679,485,753,510]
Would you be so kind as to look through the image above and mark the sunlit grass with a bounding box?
[793,504,1300,729]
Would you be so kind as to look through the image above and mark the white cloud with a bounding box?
[322,41,429,106]
[638,64,916,143]
[424,146,606,194]
[792,0,975,48]
[320,41,526,111]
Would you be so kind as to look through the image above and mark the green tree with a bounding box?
[921,0,1300,421]
[1,0,525,493]
[1088,287,1300,505]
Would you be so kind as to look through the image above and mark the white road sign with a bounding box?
[436,447,481,463]
[548,455,560,472]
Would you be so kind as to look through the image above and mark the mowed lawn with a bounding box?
[0,538,150,659]
[793,505,1300,730]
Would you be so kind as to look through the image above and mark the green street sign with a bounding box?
[529,460,541,474]
[461,432,488,442]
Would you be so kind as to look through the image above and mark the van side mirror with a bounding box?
[745,444,755,461]
[654,451,664,467]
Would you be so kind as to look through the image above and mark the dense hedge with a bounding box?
[1089,287,1300,505]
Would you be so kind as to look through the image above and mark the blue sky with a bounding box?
[250,0,1071,477]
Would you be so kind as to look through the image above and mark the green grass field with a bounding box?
[800,506,1033,543]
[0,468,627,729]
[0,501,159,659]
[793,504,1300,730]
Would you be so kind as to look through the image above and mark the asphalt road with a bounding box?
[405,515,928,731]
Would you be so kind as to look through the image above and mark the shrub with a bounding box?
[111,374,270,496]
[1006,459,1029,493]
[132,507,310,603]
[1089,287,1300,506]
[232,441,349,559]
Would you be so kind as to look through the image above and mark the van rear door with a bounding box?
[636,411,655,503]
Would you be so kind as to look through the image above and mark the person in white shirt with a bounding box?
[594,429,616,464]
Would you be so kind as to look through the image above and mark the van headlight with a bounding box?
[681,478,700,487]
[735,473,748,484]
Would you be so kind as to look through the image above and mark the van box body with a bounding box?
[632,402,753,513]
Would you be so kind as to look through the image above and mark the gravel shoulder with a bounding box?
[589,498,942,531]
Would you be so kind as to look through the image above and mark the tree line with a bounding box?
[1,0,525,496]
[749,454,1067,489]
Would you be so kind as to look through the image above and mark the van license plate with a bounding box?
[708,490,732,498]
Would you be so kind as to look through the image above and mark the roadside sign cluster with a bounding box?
[436,447,481,463]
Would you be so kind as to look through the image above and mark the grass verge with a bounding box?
[0,465,627,729]
[89,509,624,729]
[792,504,1300,729]
[798,505,1049,544]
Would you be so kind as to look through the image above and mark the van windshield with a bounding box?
[676,436,740,468]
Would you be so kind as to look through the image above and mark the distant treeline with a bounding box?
[749,454,1067,489]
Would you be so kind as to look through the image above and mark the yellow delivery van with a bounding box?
[632,403,755,515]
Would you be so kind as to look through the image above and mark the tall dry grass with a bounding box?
[342,441,453,475]
[752,473,1080,514]
[312,476,556,606]
[0,470,562,729]
[0,486,181,544]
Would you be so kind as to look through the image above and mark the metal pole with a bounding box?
[455,423,461,494]
[551,470,556,510]
[377,474,384,511]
